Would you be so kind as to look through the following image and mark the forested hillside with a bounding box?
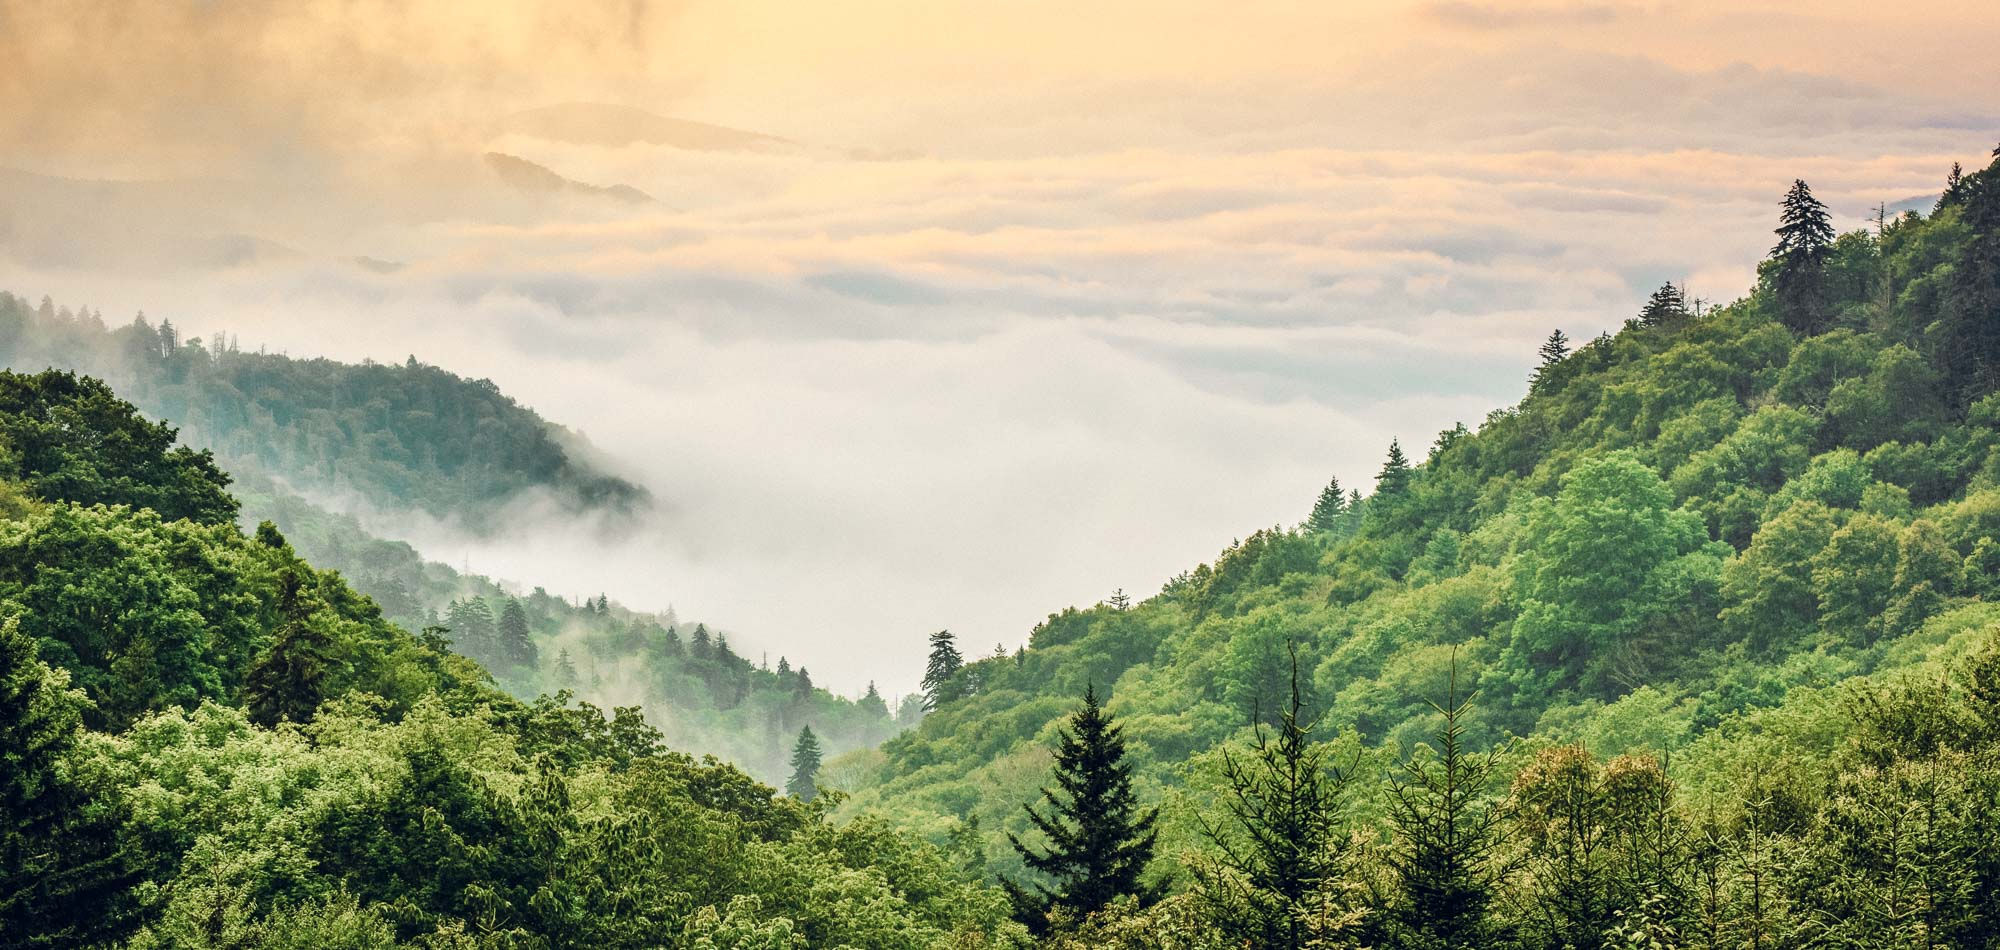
[0,298,901,783]
[0,369,1016,948]
[8,151,2000,949]
[828,151,2000,943]
[235,478,907,783]
[0,297,647,530]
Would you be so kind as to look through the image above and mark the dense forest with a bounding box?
[0,296,647,530]
[0,369,1015,948]
[3,146,2000,948]
[825,150,2000,943]
[0,296,903,784]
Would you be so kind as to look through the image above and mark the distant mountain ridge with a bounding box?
[484,151,655,204]
[496,102,793,151]
[0,291,649,533]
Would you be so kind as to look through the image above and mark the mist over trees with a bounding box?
[7,149,2000,947]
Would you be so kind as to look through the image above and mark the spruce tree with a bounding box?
[1306,476,1347,533]
[498,599,536,670]
[1935,153,2000,402]
[787,726,823,801]
[1637,283,1687,328]
[1377,440,1413,497]
[1003,685,1161,932]
[690,623,712,660]
[1770,179,1835,336]
[446,598,498,664]
[1192,648,1356,950]
[1532,329,1571,393]
[922,629,967,710]
[1384,661,1509,949]
[245,569,334,727]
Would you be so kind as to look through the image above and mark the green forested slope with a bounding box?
[832,154,2000,941]
[0,297,646,529]
[0,300,899,783]
[236,478,906,784]
[0,369,1016,948]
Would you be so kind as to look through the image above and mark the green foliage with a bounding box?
[0,369,236,524]
[1004,686,1161,933]
[841,152,2000,950]
[0,298,645,526]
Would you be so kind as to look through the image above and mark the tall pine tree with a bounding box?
[1384,660,1509,949]
[1934,153,2000,403]
[922,630,967,710]
[787,726,823,801]
[1306,476,1347,533]
[245,569,333,727]
[1193,648,1358,950]
[1376,440,1413,497]
[1769,179,1835,336]
[1003,685,1161,933]
[498,599,536,670]
[1637,283,1687,328]
[1528,330,1576,392]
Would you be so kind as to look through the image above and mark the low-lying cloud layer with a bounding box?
[3,0,1995,694]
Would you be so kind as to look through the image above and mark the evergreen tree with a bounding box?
[1532,329,1571,392]
[1193,648,1357,950]
[1941,161,1967,210]
[445,598,498,664]
[922,630,967,710]
[690,623,712,660]
[1770,179,1835,336]
[776,656,791,676]
[554,650,580,691]
[1638,283,1687,328]
[498,598,537,670]
[859,681,890,720]
[1108,588,1131,611]
[1003,685,1161,933]
[0,618,135,946]
[1377,440,1413,497]
[1306,475,1347,533]
[244,570,334,727]
[1384,661,1509,949]
[787,726,823,801]
[793,666,814,701]
[1934,153,2000,401]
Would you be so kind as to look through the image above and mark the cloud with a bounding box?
[1420,1,1632,31]
[2,1,1997,695]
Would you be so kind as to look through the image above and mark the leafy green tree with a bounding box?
[1512,454,1711,690]
[0,369,237,523]
[787,726,823,801]
[1004,685,1162,933]
[1769,179,1835,336]
[244,569,335,727]
[922,629,967,710]
[0,616,135,946]
[1720,501,1839,652]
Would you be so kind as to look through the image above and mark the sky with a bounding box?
[2,0,1997,696]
